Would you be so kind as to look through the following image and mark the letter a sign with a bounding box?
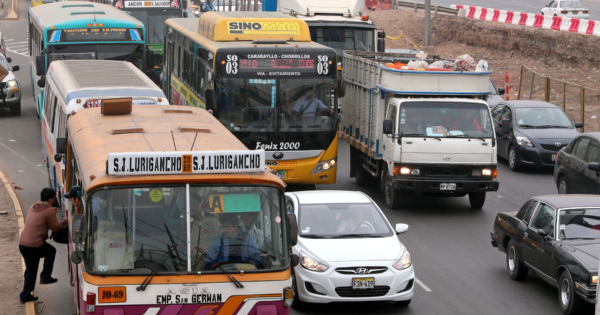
[115,0,124,8]
[171,0,179,8]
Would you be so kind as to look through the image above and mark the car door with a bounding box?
[567,137,590,193]
[491,105,504,154]
[522,203,557,281]
[583,139,600,194]
[497,105,513,158]
[543,1,554,15]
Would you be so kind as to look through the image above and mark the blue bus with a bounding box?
[29,1,147,117]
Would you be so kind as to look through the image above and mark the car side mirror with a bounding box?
[6,57,12,63]
[498,87,505,95]
[383,119,394,135]
[395,223,409,234]
[501,119,511,133]
[72,214,86,244]
[337,78,346,97]
[589,162,600,172]
[204,88,217,114]
[378,31,386,38]
[11,65,19,72]
[287,213,298,247]
[537,229,549,239]
[37,77,46,88]
[36,55,46,76]
[575,121,584,128]
[56,137,67,154]
[377,38,385,52]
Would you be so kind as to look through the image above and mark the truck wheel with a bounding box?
[506,240,527,281]
[10,102,21,116]
[468,192,486,209]
[384,171,402,209]
[558,270,584,315]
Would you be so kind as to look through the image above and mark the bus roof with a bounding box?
[68,105,284,192]
[29,1,142,30]
[47,60,164,105]
[167,17,331,52]
[195,11,311,42]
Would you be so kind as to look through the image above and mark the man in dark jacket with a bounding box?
[18,188,68,303]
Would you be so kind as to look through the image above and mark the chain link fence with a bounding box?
[517,65,600,132]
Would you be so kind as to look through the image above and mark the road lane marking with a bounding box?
[0,142,47,175]
[415,277,432,292]
[9,41,28,45]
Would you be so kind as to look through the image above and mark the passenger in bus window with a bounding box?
[291,86,333,117]
[64,185,82,214]
[240,212,265,250]
[203,213,261,270]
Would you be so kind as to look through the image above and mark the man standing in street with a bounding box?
[18,188,68,304]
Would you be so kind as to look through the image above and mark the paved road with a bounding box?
[0,2,594,315]
[409,0,600,20]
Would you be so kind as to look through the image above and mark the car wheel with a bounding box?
[291,272,306,310]
[558,270,584,315]
[506,240,528,281]
[508,146,520,171]
[384,170,402,209]
[468,192,486,209]
[10,102,21,116]
[395,299,411,307]
[557,176,568,194]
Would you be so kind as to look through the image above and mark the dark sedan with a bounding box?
[491,101,582,171]
[554,132,600,194]
[491,195,600,314]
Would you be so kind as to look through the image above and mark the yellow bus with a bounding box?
[58,101,297,314]
[162,12,340,185]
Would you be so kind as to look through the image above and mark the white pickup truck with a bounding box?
[340,51,499,209]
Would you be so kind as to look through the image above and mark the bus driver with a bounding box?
[203,213,261,270]
[291,86,333,117]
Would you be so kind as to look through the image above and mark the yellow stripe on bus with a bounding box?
[171,75,205,109]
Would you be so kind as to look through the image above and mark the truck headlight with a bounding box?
[516,136,533,147]
[311,158,336,174]
[7,80,18,88]
[400,167,410,175]
[392,249,412,270]
[300,253,329,272]
[482,169,492,176]
[592,275,598,284]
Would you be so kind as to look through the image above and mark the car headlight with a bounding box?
[392,248,412,270]
[300,253,329,272]
[7,80,18,88]
[311,158,336,174]
[516,136,533,147]
[592,275,598,285]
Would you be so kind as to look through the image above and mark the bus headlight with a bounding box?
[311,158,336,174]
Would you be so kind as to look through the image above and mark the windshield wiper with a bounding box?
[280,110,309,142]
[536,125,570,129]
[195,246,244,288]
[518,124,538,128]
[164,223,184,271]
[300,234,327,238]
[565,237,598,240]
[401,133,425,137]
[136,248,170,291]
[244,108,273,144]
[331,234,383,238]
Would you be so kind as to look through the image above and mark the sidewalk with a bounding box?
[0,171,34,315]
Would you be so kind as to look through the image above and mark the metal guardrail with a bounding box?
[392,0,458,15]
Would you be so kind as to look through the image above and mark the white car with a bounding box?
[542,0,589,19]
[285,190,414,309]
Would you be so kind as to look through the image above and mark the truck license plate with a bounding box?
[276,171,286,179]
[352,277,374,290]
[440,183,456,190]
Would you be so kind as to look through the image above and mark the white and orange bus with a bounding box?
[59,101,297,315]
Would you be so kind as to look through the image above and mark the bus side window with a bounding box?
[59,108,67,138]
[50,95,58,134]
[43,88,53,124]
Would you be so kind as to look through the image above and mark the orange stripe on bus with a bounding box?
[217,294,282,315]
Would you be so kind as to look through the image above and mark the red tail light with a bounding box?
[86,292,96,312]
[561,10,568,14]
[584,10,589,13]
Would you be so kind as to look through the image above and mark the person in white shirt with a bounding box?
[240,212,265,250]
[291,87,333,117]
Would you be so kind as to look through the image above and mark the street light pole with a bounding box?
[425,0,431,46]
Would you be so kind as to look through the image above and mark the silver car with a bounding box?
[0,53,21,115]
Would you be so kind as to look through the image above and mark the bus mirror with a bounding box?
[54,153,62,163]
[377,39,385,53]
[56,137,67,154]
[204,88,217,112]
[6,57,12,63]
[72,214,86,244]
[287,213,298,246]
[36,56,46,76]
[37,77,46,88]
[71,251,83,265]
[378,31,386,38]
[338,78,346,97]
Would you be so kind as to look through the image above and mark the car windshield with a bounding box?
[561,1,583,8]
[558,208,600,240]
[309,27,375,61]
[48,44,145,70]
[515,107,573,128]
[85,185,288,274]
[299,203,394,238]
[127,10,181,44]
[489,81,498,95]
[399,101,494,138]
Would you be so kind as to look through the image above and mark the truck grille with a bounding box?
[423,168,470,177]
[335,286,390,297]
[540,144,566,152]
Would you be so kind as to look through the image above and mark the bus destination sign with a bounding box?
[107,150,265,176]
[48,28,143,43]
[220,53,334,77]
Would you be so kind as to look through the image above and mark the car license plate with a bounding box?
[573,11,578,14]
[276,170,286,179]
[440,183,456,190]
[552,154,557,161]
[352,277,374,290]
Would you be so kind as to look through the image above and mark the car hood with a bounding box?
[1,72,15,83]
[561,240,600,270]
[518,128,578,142]
[486,95,504,108]
[296,236,402,262]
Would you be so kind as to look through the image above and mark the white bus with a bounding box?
[41,60,168,199]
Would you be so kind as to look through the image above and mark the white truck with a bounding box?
[341,51,499,209]
[277,0,385,59]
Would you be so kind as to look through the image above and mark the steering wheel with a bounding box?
[210,260,262,270]
[351,220,375,233]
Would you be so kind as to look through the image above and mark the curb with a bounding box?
[0,170,36,315]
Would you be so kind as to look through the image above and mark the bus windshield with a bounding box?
[48,44,145,69]
[309,27,375,60]
[127,10,181,44]
[215,76,338,151]
[85,185,288,274]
